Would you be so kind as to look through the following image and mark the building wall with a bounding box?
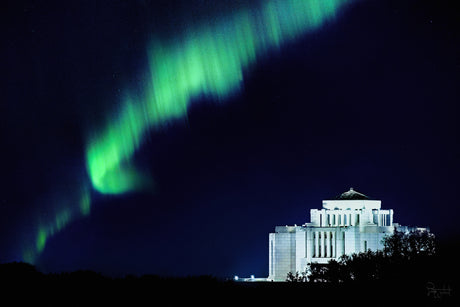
[268,227,296,281]
[268,200,398,281]
[269,225,395,280]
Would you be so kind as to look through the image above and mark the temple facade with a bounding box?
[268,188,425,281]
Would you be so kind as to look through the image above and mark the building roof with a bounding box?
[335,188,369,200]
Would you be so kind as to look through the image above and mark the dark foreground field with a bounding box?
[1,240,458,306]
[0,261,457,307]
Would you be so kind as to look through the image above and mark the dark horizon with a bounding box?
[1,0,459,278]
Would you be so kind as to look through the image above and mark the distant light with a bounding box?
[250,275,255,279]
[234,276,239,281]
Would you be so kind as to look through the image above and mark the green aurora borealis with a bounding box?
[23,0,355,263]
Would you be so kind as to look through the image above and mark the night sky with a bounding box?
[1,0,459,278]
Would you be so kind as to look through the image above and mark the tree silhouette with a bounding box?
[286,271,307,282]
[288,229,436,283]
[383,229,435,259]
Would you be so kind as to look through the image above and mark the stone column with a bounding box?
[331,232,335,258]
[314,232,319,258]
[308,230,313,261]
[321,232,325,258]
[321,232,324,258]
[336,231,344,257]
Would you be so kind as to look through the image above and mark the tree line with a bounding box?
[287,230,436,282]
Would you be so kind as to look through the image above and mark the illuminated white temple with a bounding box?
[268,188,423,281]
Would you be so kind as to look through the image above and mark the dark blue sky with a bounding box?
[1,0,458,278]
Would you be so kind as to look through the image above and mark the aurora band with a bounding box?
[85,0,354,194]
[24,0,356,263]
